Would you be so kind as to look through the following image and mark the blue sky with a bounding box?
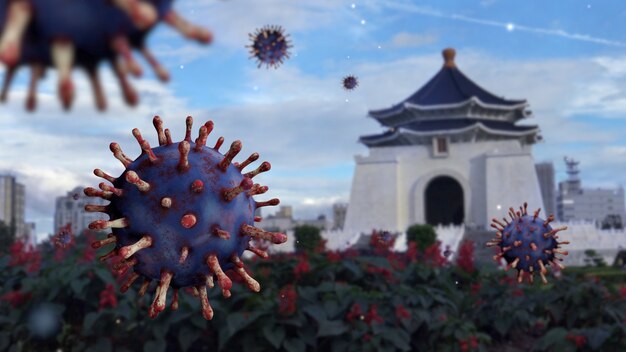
[1,0,625,240]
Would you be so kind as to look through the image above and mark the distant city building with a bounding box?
[298,214,331,231]
[0,175,26,240]
[535,162,556,217]
[344,48,544,234]
[557,157,626,224]
[24,222,36,245]
[259,205,331,232]
[260,206,295,232]
[332,203,348,230]
[54,186,108,236]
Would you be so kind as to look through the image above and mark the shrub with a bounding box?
[293,225,323,254]
[405,224,436,250]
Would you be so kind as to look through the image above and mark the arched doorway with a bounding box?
[425,176,464,226]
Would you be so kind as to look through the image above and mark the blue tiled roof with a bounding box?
[402,66,525,107]
[360,118,537,142]
[369,49,526,118]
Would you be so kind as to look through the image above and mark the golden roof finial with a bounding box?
[442,48,456,68]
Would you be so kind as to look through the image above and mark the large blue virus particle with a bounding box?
[247,25,291,69]
[84,116,287,319]
[486,203,569,284]
[0,0,212,111]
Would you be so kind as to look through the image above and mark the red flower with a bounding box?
[9,240,41,272]
[458,336,479,352]
[314,239,327,253]
[293,258,310,279]
[469,335,478,349]
[369,230,396,254]
[423,241,447,267]
[387,252,406,270]
[364,304,384,325]
[278,284,297,316]
[470,282,482,296]
[326,251,341,263]
[566,334,587,348]
[363,334,372,342]
[618,286,626,299]
[455,240,475,273]
[395,305,411,321]
[459,339,469,352]
[0,290,32,307]
[366,265,395,282]
[346,303,363,323]
[512,289,524,297]
[99,284,118,310]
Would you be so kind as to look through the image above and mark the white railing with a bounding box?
[260,222,625,267]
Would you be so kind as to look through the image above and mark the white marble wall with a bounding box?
[344,139,543,235]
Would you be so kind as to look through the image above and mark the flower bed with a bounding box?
[1,231,625,351]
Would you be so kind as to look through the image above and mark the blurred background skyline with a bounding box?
[1,0,625,241]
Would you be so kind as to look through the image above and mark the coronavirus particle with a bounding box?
[84,115,287,319]
[486,203,569,284]
[247,25,291,69]
[342,75,358,90]
[53,223,73,249]
[0,0,212,111]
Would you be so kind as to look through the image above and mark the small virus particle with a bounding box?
[486,202,569,284]
[0,0,212,111]
[53,223,74,249]
[84,115,287,320]
[247,25,292,69]
[72,193,80,200]
[342,75,359,90]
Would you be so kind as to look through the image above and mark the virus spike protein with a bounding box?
[0,0,213,111]
[486,203,569,284]
[84,115,286,319]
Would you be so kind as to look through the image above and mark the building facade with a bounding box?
[332,203,348,230]
[557,157,626,225]
[0,175,26,240]
[54,186,108,235]
[344,48,545,235]
[535,162,557,218]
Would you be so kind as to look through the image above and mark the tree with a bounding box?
[294,225,323,254]
[406,224,436,250]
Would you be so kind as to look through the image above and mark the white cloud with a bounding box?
[389,32,438,48]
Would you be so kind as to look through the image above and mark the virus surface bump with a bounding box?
[0,0,212,111]
[486,202,569,284]
[53,223,73,249]
[342,75,358,90]
[84,115,287,319]
[247,25,291,69]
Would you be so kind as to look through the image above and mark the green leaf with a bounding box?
[89,337,112,352]
[0,332,9,351]
[586,327,611,349]
[178,326,201,352]
[144,340,166,352]
[283,338,306,352]
[82,312,100,335]
[302,305,326,323]
[262,324,285,349]
[317,320,348,337]
[70,278,89,296]
[536,327,568,350]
